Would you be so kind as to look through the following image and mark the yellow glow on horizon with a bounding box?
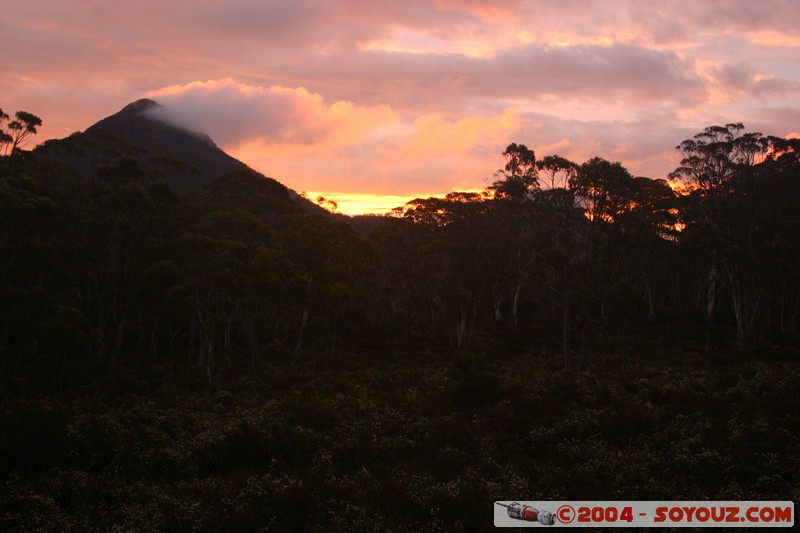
[305,192,429,215]
[666,179,685,191]
[306,188,488,216]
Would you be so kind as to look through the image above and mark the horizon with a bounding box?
[5,1,800,215]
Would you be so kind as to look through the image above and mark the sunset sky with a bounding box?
[4,0,800,213]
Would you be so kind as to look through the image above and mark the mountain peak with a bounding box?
[80,99,248,189]
[35,98,325,213]
[118,98,163,116]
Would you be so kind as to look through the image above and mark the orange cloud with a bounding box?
[396,108,521,158]
[747,31,800,47]
[223,103,523,198]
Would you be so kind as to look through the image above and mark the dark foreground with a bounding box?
[2,348,798,531]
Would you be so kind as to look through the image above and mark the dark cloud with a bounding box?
[281,41,704,115]
[715,62,756,90]
[750,107,800,136]
[492,42,703,101]
[510,111,691,177]
[689,0,800,35]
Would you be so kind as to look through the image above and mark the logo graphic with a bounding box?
[496,502,556,525]
[557,504,576,524]
[495,501,793,528]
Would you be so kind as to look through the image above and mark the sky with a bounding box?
[4,1,800,214]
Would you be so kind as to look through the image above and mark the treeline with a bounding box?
[1,114,799,392]
[1,137,378,390]
[372,127,800,366]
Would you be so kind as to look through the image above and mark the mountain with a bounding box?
[87,99,248,189]
[34,99,327,214]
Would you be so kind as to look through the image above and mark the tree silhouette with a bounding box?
[1,110,42,157]
[490,143,539,201]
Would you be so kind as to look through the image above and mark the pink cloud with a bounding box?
[148,79,397,148]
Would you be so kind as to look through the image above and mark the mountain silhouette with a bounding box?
[87,99,248,189]
[34,99,326,213]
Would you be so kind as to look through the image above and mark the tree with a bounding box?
[490,143,539,201]
[537,154,578,190]
[0,109,12,152]
[0,174,59,381]
[558,158,637,367]
[1,110,43,157]
[377,192,502,348]
[672,124,778,351]
[571,157,635,224]
[616,178,680,324]
[316,195,338,213]
[528,186,585,368]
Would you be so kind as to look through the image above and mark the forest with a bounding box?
[1,105,799,530]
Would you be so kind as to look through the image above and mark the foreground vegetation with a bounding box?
[2,348,798,531]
